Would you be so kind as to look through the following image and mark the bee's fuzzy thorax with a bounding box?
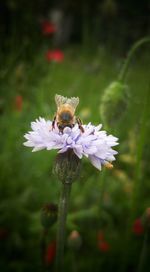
[57,104,75,114]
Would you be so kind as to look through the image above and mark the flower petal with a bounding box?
[23,117,119,170]
[89,155,102,170]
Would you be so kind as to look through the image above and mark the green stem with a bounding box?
[72,251,78,272]
[132,83,150,213]
[56,181,72,271]
[40,228,48,270]
[118,37,150,82]
[137,231,149,272]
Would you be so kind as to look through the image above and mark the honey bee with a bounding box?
[52,94,84,132]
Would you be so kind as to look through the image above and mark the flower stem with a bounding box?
[137,231,149,272]
[132,83,150,214]
[118,37,150,82]
[40,228,48,271]
[56,181,72,271]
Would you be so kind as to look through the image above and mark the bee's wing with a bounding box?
[55,94,79,110]
[55,94,67,107]
[67,97,79,110]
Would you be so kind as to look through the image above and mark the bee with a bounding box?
[52,94,84,132]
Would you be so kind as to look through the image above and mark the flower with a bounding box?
[45,241,56,265]
[132,218,144,235]
[45,50,64,62]
[24,117,118,171]
[97,230,110,252]
[98,241,110,252]
[68,230,82,250]
[41,20,56,35]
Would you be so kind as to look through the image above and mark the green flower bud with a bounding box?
[67,230,82,250]
[53,149,81,184]
[41,203,58,229]
[100,81,129,128]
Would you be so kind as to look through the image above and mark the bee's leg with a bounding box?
[52,116,56,130]
[76,117,84,133]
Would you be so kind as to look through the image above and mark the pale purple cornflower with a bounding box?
[24,117,118,170]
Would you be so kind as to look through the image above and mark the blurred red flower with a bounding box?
[15,95,23,111]
[41,20,56,35]
[98,241,110,252]
[132,218,144,235]
[97,230,110,252]
[45,50,64,62]
[45,241,56,265]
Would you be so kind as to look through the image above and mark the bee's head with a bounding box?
[59,111,72,122]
